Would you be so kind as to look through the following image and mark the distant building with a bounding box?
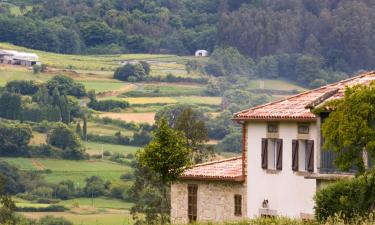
[195,50,208,57]
[0,49,40,67]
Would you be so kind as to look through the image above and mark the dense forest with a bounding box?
[0,0,375,75]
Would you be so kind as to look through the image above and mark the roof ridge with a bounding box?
[233,70,375,118]
[190,156,242,168]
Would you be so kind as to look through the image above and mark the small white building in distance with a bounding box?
[195,50,208,57]
[0,50,40,67]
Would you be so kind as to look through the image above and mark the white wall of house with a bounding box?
[246,121,318,218]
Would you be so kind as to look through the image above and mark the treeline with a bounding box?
[0,76,85,124]
[218,0,375,73]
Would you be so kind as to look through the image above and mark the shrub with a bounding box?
[315,170,375,222]
[114,63,147,82]
[40,215,70,222]
[87,99,129,111]
[46,75,86,98]
[5,80,39,95]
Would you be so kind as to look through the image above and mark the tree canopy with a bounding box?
[320,82,375,174]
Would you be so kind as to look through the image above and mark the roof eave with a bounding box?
[180,175,245,183]
[232,117,317,122]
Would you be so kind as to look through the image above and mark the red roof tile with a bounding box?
[180,157,244,182]
[234,71,375,121]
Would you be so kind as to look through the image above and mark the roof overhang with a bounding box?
[180,175,245,183]
[233,117,317,122]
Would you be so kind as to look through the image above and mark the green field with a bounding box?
[85,142,139,155]
[248,79,306,91]
[122,84,207,97]
[0,158,131,187]
[21,212,133,225]
[59,197,133,210]
[0,43,200,74]
[79,80,131,93]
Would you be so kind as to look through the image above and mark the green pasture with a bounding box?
[85,142,139,155]
[0,43,199,73]
[248,79,306,91]
[79,80,131,93]
[87,121,134,136]
[21,212,134,225]
[0,157,131,187]
[59,197,133,210]
[122,84,207,97]
[0,67,53,86]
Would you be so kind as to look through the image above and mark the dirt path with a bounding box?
[96,83,138,99]
[31,159,46,171]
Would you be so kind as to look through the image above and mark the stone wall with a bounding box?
[171,181,246,224]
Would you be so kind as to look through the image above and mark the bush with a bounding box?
[87,99,129,111]
[16,205,67,212]
[113,63,147,82]
[38,216,73,225]
[46,75,86,98]
[5,80,39,95]
[315,170,375,222]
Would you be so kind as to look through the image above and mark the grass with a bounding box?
[0,157,131,187]
[85,142,139,155]
[173,96,221,106]
[0,66,53,86]
[59,197,133,210]
[79,80,131,93]
[98,112,155,124]
[87,122,134,136]
[248,79,306,91]
[121,84,207,97]
[21,212,133,225]
[0,43,202,73]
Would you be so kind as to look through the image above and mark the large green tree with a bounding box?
[320,82,375,174]
[135,118,190,224]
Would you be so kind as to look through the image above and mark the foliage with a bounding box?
[46,75,86,98]
[136,118,191,183]
[5,80,39,95]
[175,107,211,163]
[37,216,73,225]
[129,163,170,225]
[315,169,375,222]
[83,176,107,198]
[320,82,375,174]
[88,99,129,112]
[47,122,85,159]
[114,63,149,82]
[0,175,16,225]
[0,122,32,156]
[215,132,242,152]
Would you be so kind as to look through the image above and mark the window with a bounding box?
[188,184,198,222]
[261,138,283,170]
[267,123,278,133]
[298,124,310,134]
[234,195,242,216]
[292,140,314,172]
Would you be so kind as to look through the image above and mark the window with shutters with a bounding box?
[234,195,242,216]
[262,138,283,170]
[298,123,310,134]
[292,140,314,172]
[188,184,198,222]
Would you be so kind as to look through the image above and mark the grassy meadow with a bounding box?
[85,142,139,155]
[0,157,131,187]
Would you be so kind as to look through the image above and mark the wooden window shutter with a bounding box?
[292,140,299,171]
[306,140,314,172]
[276,139,283,170]
[261,138,268,169]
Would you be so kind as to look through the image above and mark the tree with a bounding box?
[83,176,106,198]
[76,122,82,137]
[0,122,32,156]
[83,115,87,141]
[0,175,16,225]
[47,122,85,159]
[319,82,375,174]
[113,63,147,82]
[136,118,191,224]
[175,108,211,163]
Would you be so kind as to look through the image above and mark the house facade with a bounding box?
[171,71,375,223]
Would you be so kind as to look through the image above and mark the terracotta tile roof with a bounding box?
[180,157,244,182]
[234,71,375,121]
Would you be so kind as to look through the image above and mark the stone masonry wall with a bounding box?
[171,181,246,224]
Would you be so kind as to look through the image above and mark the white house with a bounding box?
[195,50,208,57]
[171,71,375,223]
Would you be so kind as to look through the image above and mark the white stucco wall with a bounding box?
[246,121,318,218]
